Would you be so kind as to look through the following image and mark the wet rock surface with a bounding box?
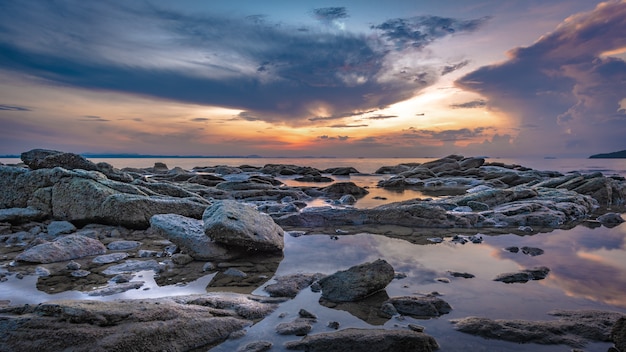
[0,293,281,352]
[318,259,395,302]
[284,328,439,352]
[452,310,626,347]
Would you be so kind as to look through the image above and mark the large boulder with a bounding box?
[284,328,439,352]
[150,214,236,260]
[612,317,626,352]
[203,200,284,252]
[21,149,99,171]
[318,259,394,302]
[15,234,106,263]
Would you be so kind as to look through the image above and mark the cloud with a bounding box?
[0,104,30,111]
[0,1,487,127]
[190,117,210,122]
[371,16,489,49]
[449,99,487,109]
[405,127,490,141]
[80,115,109,122]
[329,124,369,128]
[441,60,470,75]
[366,114,399,120]
[456,1,626,156]
[312,7,349,22]
[318,135,349,141]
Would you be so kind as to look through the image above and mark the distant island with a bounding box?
[589,150,626,158]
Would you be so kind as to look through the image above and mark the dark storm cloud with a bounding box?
[0,1,486,126]
[456,1,626,156]
[371,16,490,49]
[0,104,30,111]
[449,99,487,109]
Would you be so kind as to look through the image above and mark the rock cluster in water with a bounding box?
[1,148,626,350]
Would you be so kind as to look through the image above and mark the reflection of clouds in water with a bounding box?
[486,222,626,308]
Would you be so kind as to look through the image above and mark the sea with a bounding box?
[1,156,625,351]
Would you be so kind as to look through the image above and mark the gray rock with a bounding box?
[88,281,145,296]
[102,259,162,275]
[339,194,357,205]
[171,253,194,265]
[21,149,99,171]
[150,214,235,261]
[47,221,76,237]
[71,269,91,278]
[203,200,284,252]
[264,273,325,298]
[0,207,46,223]
[318,259,394,302]
[383,295,452,318]
[284,328,439,352]
[223,268,247,278]
[521,246,544,256]
[107,240,141,251]
[612,317,626,352]
[276,318,313,336]
[237,341,273,352]
[494,266,550,283]
[320,182,369,197]
[35,266,51,277]
[92,252,128,264]
[597,212,625,227]
[453,310,625,347]
[16,234,106,263]
[0,293,276,352]
[66,260,81,270]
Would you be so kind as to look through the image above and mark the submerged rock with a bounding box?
[318,259,394,302]
[384,295,452,318]
[494,266,550,283]
[284,328,439,352]
[264,273,325,298]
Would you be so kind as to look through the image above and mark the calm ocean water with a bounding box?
[2,156,626,176]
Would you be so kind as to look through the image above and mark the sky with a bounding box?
[0,0,625,158]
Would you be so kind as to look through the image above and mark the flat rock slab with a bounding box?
[15,234,106,263]
[284,328,439,352]
[452,310,625,347]
[0,293,279,352]
[203,200,284,252]
[384,295,452,318]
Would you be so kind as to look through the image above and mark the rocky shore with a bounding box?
[1,148,625,351]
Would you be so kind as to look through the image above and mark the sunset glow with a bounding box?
[1,0,625,157]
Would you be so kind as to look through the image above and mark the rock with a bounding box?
[46,220,76,236]
[66,260,81,270]
[88,281,145,296]
[494,266,550,283]
[71,270,91,278]
[264,273,325,298]
[150,214,235,261]
[452,310,625,347]
[324,167,360,175]
[597,212,625,227]
[284,328,439,352]
[101,259,162,275]
[171,253,194,265]
[203,200,284,252]
[339,194,357,205]
[521,246,544,256]
[318,259,394,302]
[0,293,277,352]
[294,175,333,182]
[0,207,46,223]
[223,268,247,278]
[20,149,99,171]
[384,295,452,318]
[92,252,128,264]
[299,309,317,320]
[15,234,106,263]
[320,182,369,198]
[449,272,475,279]
[612,317,626,352]
[107,240,141,251]
[237,341,273,352]
[276,318,313,336]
